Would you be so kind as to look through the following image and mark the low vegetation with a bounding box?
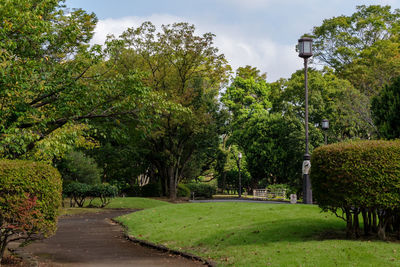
[311,140,400,239]
[117,202,400,267]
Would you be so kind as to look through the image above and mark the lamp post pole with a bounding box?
[298,37,313,204]
[238,152,242,198]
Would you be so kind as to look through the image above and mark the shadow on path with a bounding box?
[20,209,205,267]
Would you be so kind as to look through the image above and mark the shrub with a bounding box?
[63,182,91,207]
[0,160,62,262]
[311,140,400,239]
[58,150,103,185]
[187,183,216,199]
[141,183,162,197]
[121,184,142,197]
[266,184,296,199]
[89,184,118,207]
[177,184,191,198]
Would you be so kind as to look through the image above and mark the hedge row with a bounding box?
[311,140,400,239]
[63,182,118,208]
[0,160,62,261]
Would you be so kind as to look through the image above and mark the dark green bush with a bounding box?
[311,140,400,239]
[177,184,191,198]
[141,183,162,197]
[89,184,118,207]
[187,183,216,199]
[0,160,62,261]
[121,184,141,197]
[63,182,91,207]
[58,150,103,185]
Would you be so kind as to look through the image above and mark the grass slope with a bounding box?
[117,202,400,266]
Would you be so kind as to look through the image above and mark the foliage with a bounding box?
[311,5,400,71]
[88,184,118,207]
[186,183,217,199]
[177,184,191,198]
[117,202,400,267]
[311,5,400,97]
[58,150,103,185]
[311,140,400,239]
[0,160,62,261]
[141,183,162,198]
[63,182,91,207]
[266,184,296,197]
[107,21,231,200]
[371,76,400,139]
[0,0,150,160]
[63,182,117,207]
[271,68,375,142]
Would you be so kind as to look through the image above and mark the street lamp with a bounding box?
[238,152,242,198]
[298,37,313,204]
[322,119,329,145]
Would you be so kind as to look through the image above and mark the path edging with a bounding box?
[112,219,217,267]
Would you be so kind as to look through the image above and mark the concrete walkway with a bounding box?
[19,210,205,267]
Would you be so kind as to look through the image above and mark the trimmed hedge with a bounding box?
[311,140,400,239]
[187,183,216,199]
[0,160,62,261]
[63,182,117,207]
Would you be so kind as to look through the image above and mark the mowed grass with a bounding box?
[61,197,171,216]
[117,202,400,267]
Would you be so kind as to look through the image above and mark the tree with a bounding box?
[371,76,400,139]
[0,0,150,160]
[107,22,231,199]
[311,5,400,97]
[271,68,375,142]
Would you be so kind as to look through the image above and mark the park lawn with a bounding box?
[61,197,171,216]
[117,202,400,267]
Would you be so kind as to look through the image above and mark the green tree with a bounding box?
[272,68,375,142]
[107,22,230,199]
[311,5,400,97]
[0,0,150,160]
[371,76,400,139]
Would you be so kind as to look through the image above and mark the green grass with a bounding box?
[61,197,171,216]
[117,202,400,267]
[101,197,171,209]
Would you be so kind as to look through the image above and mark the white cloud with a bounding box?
[93,15,302,82]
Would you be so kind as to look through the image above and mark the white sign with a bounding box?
[302,160,311,175]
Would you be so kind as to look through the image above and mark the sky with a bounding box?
[65,0,400,82]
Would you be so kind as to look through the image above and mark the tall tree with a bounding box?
[0,0,151,160]
[108,22,230,199]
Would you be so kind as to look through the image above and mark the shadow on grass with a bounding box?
[194,218,347,247]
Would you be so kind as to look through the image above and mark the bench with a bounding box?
[253,188,286,200]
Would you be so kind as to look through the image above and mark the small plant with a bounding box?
[89,184,118,208]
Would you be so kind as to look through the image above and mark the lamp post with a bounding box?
[238,152,242,198]
[298,37,313,204]
[322,119,329,145]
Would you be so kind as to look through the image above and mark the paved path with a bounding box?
[20,210,205,267]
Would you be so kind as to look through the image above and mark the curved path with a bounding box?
[20,210,205,267]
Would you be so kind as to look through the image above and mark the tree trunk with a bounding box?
[168,166,176,200]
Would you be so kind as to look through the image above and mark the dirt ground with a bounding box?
[14,209,206,267]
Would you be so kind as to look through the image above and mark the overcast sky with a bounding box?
[65,0,400,82]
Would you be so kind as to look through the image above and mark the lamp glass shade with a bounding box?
[322,119,329,130]
[298,37,313,58]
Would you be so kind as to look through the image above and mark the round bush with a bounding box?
[177,184,191,198]
[0,160,62,260]
[311,140,400,239]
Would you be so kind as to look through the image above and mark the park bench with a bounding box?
[253,188,286,200]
